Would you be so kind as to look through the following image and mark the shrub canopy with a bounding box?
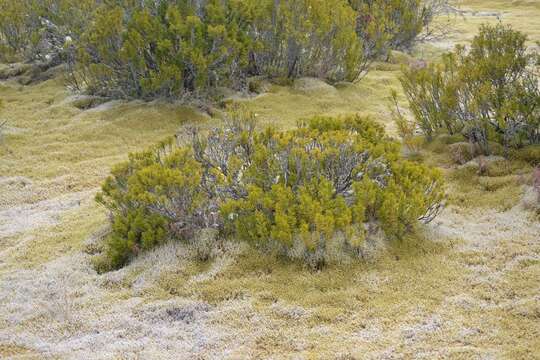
[97,112,444,269]
[73,0,365,98]
[350,0,439,57]
[0,0,95,63]
[400,24,540,154]
[0,0,447,98]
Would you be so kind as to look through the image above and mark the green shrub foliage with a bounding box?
[350,0,448,61]
[74,0,365,97]
[97,111,444,269]
[246,0,363,81]
[0,0,444,97]
[74,1,254,97]
[400,24,540,154]
[0,0,96,63]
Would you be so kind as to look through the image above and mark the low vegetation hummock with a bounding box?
[96,111,444,270]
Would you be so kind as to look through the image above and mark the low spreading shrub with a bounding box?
[97,110,445,270]
[400,24,540,155]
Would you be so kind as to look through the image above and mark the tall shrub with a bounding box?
[350,0,450,61]
[0,0,96,63]
[244,0,364,81]
[74,1,252,98]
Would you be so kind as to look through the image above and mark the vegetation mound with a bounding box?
[96,111,444,270]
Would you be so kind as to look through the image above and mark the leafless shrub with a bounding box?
[418,0,462,43]
[418,181,445,224]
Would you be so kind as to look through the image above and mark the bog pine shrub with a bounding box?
[97,110,444,270]
[74,0,449,98]
[400,24,540,155]
[350,0,448,60]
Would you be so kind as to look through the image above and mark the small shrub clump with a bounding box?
[400,24,540,155]
[97,110,444,270]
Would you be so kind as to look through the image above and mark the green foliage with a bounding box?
[0,1,32,61]
[97,112,444,270]
[350,0,447,61]
[74,1,252,97]
[0,0,442,97]
[246,0,363,81]
[74,0,366,98]
[399,55,460,140]
[400,24,540,154]
[390,90,424,153]
[96,141,208,268]
[0,0,96,63]
[511,145,540,167]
